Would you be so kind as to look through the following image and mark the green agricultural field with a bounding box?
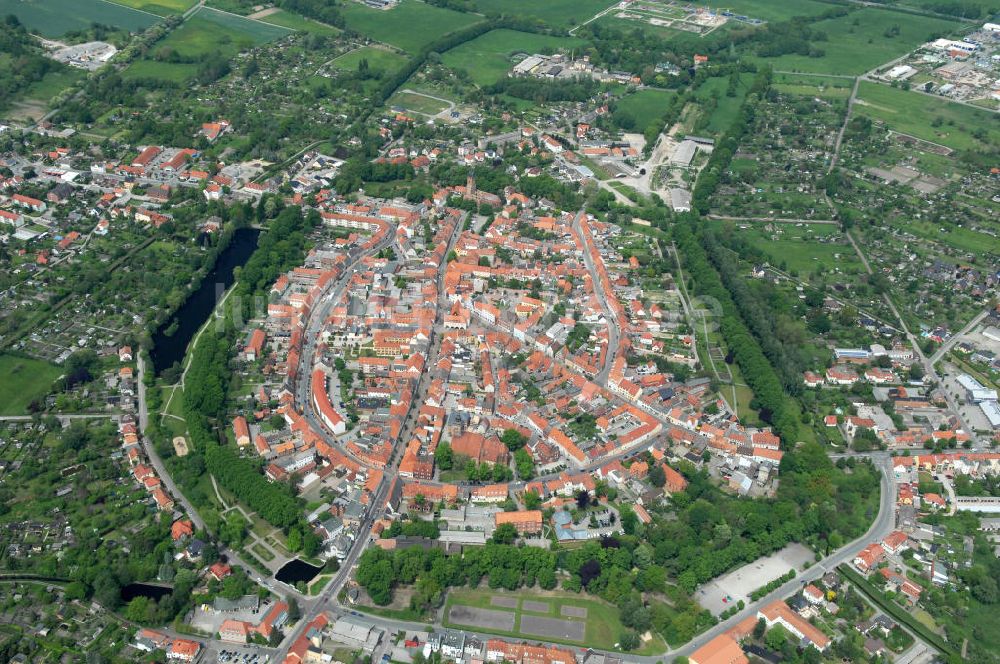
[0,354,62,415]
[853,81,1000,151]
[694,0,832,21]
[127,7,291,82]
[330,46,409,76]
[258,8,339,35]
[443,587,667,655]
[389,91,449,115]
[153,18,251,58]
[0,0,159,37]
[340,0,482,54]
[471,0,612,28]
[757,8,959,75]
[195,7,293,42]
[897,0,999,19]
[441,29,585,87]
[108,0,197,15]
[614,88,675,132]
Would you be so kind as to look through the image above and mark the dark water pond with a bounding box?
[275,558,322,585]
[150,228,260,373]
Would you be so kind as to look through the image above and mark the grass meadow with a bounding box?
[0,0,159,37]
[441,29,585,87]
[756,8,959,74]
[0,355,62,415]
[340,0,481,54]
[108,0,197,15]
[853,81,1000,151]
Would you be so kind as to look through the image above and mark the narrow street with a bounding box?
[275,213,464,661]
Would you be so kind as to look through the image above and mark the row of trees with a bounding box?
[673,221,799,440]
[699,229,808,394]
[356,531,716,648]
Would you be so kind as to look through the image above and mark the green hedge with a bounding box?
[838,564,956,658]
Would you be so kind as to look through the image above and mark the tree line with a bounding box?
[673,220,799,440]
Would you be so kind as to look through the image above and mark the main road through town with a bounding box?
[271,210,899,662]
[274,213,465,661]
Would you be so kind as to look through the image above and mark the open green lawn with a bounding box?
[443,587,667,655]
[892,217,1000,255]
[0,0,159,37]
[258,8,340,35]
[331,46,409,76]
[0,354,62,415]
[441,29,584,87]
[122,59,198,83]
[614,88,675,131]
[471,0,612,28]
[853,81,1000,151]
[772,72,854,99]
[108,0,197,15]
[757,8,959,74]
[340,0,482,54]
[388,91,449,115]
[692,73,753,134]
[709,221,864,275]
[21,68,84,104]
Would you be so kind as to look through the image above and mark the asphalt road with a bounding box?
[299,454,897,664]
[274,213,464,661]
[572,210,620,385]
[125,207,902,663]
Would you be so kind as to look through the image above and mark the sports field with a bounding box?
[340,0,482,54]
[757,8,959,75]
[471,0,612,28]
[0,0,159,37]
[853,82,1000,152]
[330,46,409,76]
[122,59,198,83]
[388,91,450,115]
[441,29,585,87]
[258,8,340,35]
[443,587,667,654]
[108,0,197,15]
[0,354,62,415]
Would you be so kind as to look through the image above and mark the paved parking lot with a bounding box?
[695,543,814,615]
[448,605,516,631]
[202,644,273,664]
[517,615,586,642]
